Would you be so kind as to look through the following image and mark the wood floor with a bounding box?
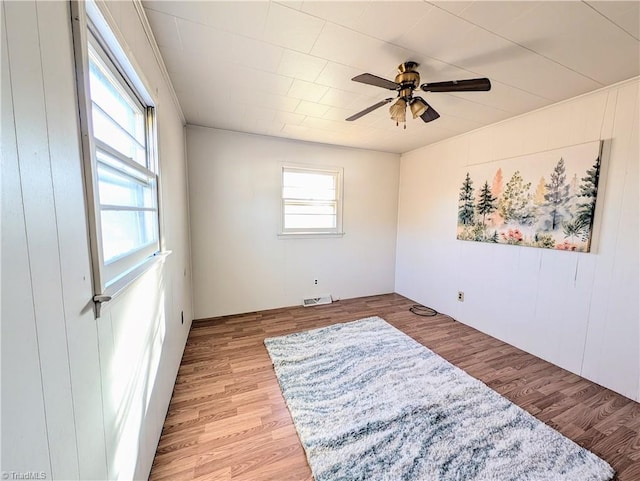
[150,293,640,481]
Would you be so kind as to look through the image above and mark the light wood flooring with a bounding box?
[150,293,640,481]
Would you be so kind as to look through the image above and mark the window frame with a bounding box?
[71,1,164,317]
[279,164,344,237]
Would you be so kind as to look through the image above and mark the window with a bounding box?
[88,38,159,286]
[281,165,343,236]
[72,2,161,313]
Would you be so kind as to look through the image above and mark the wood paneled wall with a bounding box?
[396,78,639,401]
[1,1,192,479]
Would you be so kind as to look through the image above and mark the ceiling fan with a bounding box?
[346,61,491,128]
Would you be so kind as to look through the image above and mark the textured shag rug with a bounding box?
[264,316,614,481]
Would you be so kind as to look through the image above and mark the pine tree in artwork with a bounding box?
[569,173,579,197]
[491,168,504,198]
[544,158,570,230]
[490,168,505,226]
[534,177,547,206]
[498,170,534,225]
[476,180,497,226]
[575,156,601,234]
[562,219,582,243]
[565,173,580,212]
[458,172,476,226]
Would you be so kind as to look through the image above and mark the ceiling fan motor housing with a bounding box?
[395,62,420,99]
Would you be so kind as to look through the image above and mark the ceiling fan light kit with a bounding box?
[409,98,429,119]
[346,62,491,128]
[390,98,407,125]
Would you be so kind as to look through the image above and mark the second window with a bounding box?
[281,165,343,235]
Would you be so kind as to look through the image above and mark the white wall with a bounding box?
[1,1,192,479]
[187,127,400,319]
[395,78,639,401]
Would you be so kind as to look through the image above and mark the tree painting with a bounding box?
[456,141,602,252]
[458,172,475,226]
[499,170,533,225]
[476,181,497,226]
[491,168,504,198]
[490,168,505,226]
[544,158,570,231]
[574,157,601,237]
[534,177,547,206]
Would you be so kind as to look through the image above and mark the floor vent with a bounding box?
[302,295,332,307]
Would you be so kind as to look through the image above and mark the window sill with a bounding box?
[277,232,345,239]
[95,250,172,318]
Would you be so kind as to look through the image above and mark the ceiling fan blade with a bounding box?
[346,98,394,121]
[420,78,491,92]
[420,105,440,123]
[352,73,399,90]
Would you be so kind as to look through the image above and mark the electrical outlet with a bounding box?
[457,291,464,302]
[314,279,318,285]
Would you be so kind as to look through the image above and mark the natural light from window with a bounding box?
[282,167,342,233]
[87,41,159,278]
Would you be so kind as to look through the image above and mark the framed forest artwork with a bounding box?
[457,141,603,252]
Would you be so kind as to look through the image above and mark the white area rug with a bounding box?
[264,316,614,481]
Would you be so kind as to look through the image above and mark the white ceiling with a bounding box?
[142,1,640,154]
